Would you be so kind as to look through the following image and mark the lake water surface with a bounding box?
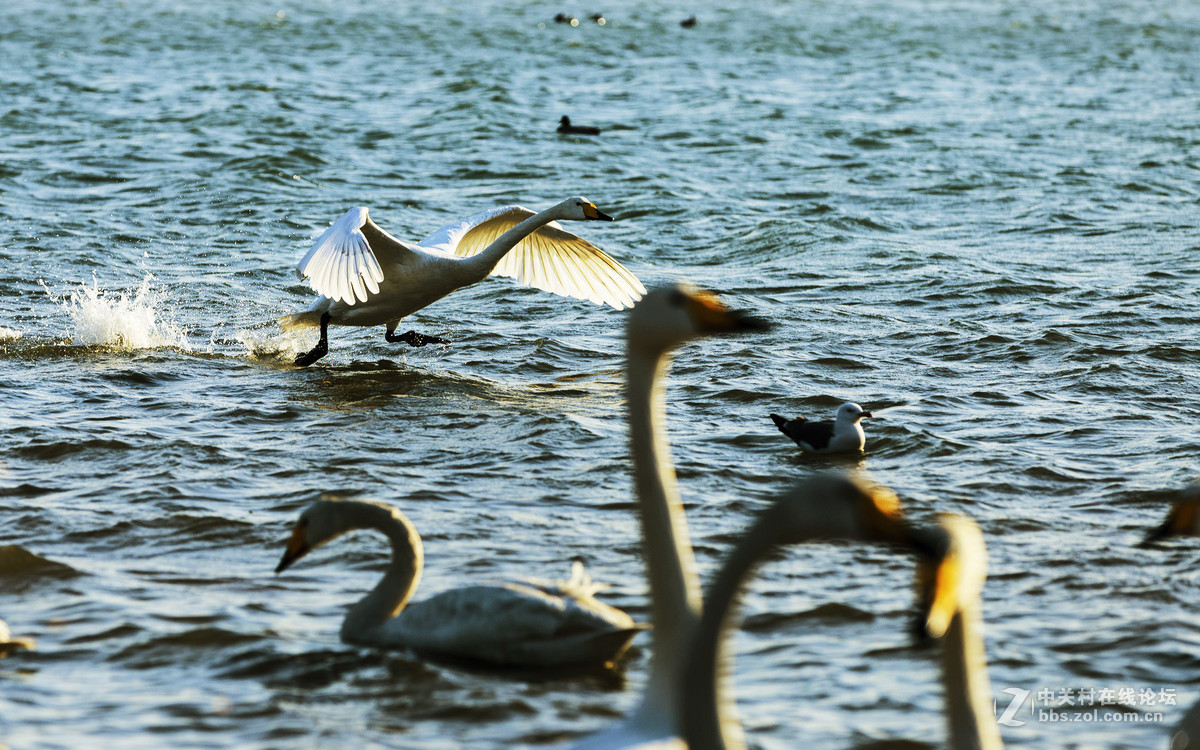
[3,1,1200,748]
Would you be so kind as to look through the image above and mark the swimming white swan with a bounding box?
[679,475,931,750]
[280,196,646,366]
[914,514,1004,750]
[275,498,643,668]
[572,284,770,749]
[769,402,872,454]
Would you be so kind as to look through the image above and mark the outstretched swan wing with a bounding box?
[295,207,417,305]
[423,205,646,310]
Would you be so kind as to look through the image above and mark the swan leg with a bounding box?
[384,328,449,348]
[294,312,331,367]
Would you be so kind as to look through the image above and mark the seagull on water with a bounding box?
[769,402,872,454]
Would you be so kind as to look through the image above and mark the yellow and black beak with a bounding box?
[915,546,960,639]
[581,202,615,221]
[275,524,311,574]
[906,523,965,642]
[684,289,771,334]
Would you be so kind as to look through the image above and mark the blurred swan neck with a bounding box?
[626,344,703,725]
[340,509,424,643]
[682,510,785,750]
[942,604,1004,750]
[469,205,561,277]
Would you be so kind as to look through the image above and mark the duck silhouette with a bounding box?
[558,115,602,136]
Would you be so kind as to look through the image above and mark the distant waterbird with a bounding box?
[1144,485,1200,543]
[275,498,643,668]
[1143,485,1200,749]
[558,115,602,136]
[280,197,644,366]
[769,402,872,454]
[0,618,35,657]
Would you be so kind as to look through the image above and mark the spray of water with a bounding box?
[41,275,192,351]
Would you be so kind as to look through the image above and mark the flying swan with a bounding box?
[275,498,643,668]
[279,197,646,366]
[572,283,769,749]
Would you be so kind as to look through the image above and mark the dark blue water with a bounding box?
[3,1,1199,747]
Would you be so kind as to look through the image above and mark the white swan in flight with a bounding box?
[679,475,934,749]
[572,284,770,749]
[913,514,1005,750]
[275,498,643,668]
[279,196,646,366]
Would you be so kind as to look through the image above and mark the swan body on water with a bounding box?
[680,475,935,749]
[276,498,643,668]
[572,284,769,749]
[769,402,872,454]
[280,196,645,366]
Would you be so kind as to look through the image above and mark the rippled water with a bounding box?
[3,0,1200,748]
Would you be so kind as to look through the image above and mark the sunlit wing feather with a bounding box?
[294,207,386,305]
[430,205,645,310]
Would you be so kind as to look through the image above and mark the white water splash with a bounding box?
[0,327,22,341]
[235,325,304,361]
[43,276,192,351]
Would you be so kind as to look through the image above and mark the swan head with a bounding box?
[1144,485,1200,543]
[627,283,770,354]
[275,498,407,574]
[835,402,872,424]
[554,196,614,222]
[911,514,987,639]
[767,474,924,549]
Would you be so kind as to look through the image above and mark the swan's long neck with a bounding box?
[681,508,786,750]
[942,603,1004,750]
[462,205,563,282]
[339,507,424,645]
[626,342,704,731]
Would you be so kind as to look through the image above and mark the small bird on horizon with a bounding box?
[558,115,602,136]
[770,402,873,454]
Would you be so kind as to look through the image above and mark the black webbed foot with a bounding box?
[294,312,331,367]
[385,330,450,348]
